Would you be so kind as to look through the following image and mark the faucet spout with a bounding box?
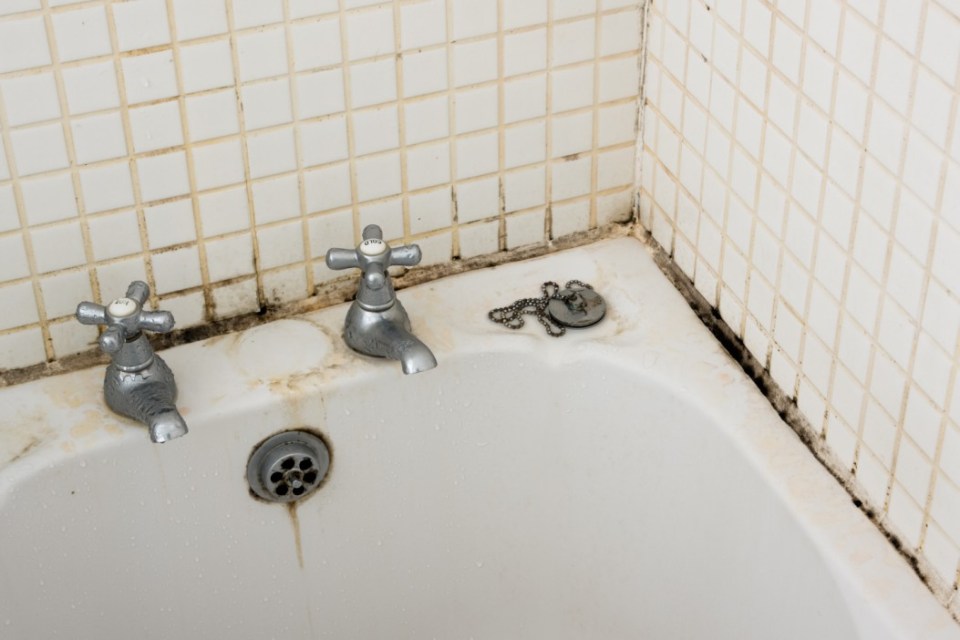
[343,301,437,375]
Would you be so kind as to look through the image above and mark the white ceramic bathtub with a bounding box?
[0,238,956,640]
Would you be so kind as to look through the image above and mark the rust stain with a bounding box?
[287,502,304,569]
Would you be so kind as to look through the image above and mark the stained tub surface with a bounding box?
[0,238,956,640]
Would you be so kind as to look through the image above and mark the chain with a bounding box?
[487,280,593,337]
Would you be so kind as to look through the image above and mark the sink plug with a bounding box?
[75,281,188,443]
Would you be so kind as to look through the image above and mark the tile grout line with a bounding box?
[102,3,160,310]
[391,1,412,243]
[543,1,554,241]
[223,0,266,312]
[443,0,460,258]
[163,0,214,318]
[587,0,603,230]
[336,0,362,245]
[495,0,506,250]
[281,0,316,300]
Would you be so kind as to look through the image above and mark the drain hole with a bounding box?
[247,430,331,504]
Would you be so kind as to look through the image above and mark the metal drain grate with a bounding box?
[247,430,331,503]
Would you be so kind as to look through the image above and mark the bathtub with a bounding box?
[0,237,956,640]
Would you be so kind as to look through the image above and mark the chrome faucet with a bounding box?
[75,281,188,443]
[325,225,437,374]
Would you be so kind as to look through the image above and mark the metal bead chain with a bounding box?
[487,280,593,337]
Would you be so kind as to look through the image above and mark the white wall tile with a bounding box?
[122,51,178,104]
[180,40,235,93]
[1,73,60,127]
[10,124,69,177]
[0,16,50,73]
[113,0,170,52]
[71,112,128,165]
[20,174,76,226]
[172,0,228,41]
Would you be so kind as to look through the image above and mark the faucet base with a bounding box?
[342,301,437,375]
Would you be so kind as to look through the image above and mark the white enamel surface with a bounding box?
[0,238,956,639]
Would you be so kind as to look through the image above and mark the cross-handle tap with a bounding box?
[326,225,422,311]
[325,225,437,374]
[76,281,188,443]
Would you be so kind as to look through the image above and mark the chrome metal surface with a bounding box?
[247,431,331,503]
[75,281,188,443]
[488,280,605,336]
[325,225,437,374]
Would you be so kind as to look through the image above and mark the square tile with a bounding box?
[193,139,245,191]
[137,151,190,202]
[237,28,288,82]
[298,68,345,119]
[552,112,592,158]
[247,128,297,179]
[347,7,394,61]
[453,38,497,88]
[122,51,178,104]
[199,186,250,236]
[457,176,498,223]
[232,0,283,29]
[352,107,399,156]
[458,220,499,258]
[301,116,350,166]
[920,4,960,84]
[552,156,591,201]
[172,0,228,40]
[308,209,355,266]
[211,278,258,318]
[599,56,638,102]
[505,207,545,249]
[553,0,594,19]
[504,166,545,212]
[401,0,446,50]
[1,73,60,127]
[403,48,447,98]
[130,101,184,153]
[304,163,352,213]
[0,234,31,282]
[145,199,197,249]
[355,152,402,202]
[11,124,69,176]
[505,121,545,169]
[350,58,397,108]
[31,222,87,274]
[241,78,293,131]
[257,221,304,269]
[0,282,39,331]
[262,267,308,305]
[71,112,128,165]
[451,0,497,40]
[292,17,342,71]
[600,11,639,56]
[0,0,40,16]
[113,0,170,51]
[504,0,546,29]
[180,39,235,93]
[0,327,45,370]
[88,209,142,261]
[252,174,300,224]
[206,234,255,282]
[408,187,452,234]
[455,86,498,134]
[79,162,135,213]
[186,89,240,142]
[553,18,595,67]
[0,16,50,73]
[20,173,77,225]
[504,75,546,123]
[597,147,634,190]
[405,95,448,144]
[504,29,546,77]
[551,199,590,238]
[41,270,93,320]
[152,246,203,294]
[406,141,450,191]
[455,132,497,179]
[552,65,594,113]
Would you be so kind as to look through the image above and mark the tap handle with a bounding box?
[325,224,423,274]
[75,281,176,355]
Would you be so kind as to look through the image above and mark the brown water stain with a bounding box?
[287,502,304,569]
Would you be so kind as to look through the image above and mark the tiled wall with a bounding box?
[0,0,641,371]
[640,0,960,598]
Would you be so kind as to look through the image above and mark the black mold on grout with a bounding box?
[634,225,960,622]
